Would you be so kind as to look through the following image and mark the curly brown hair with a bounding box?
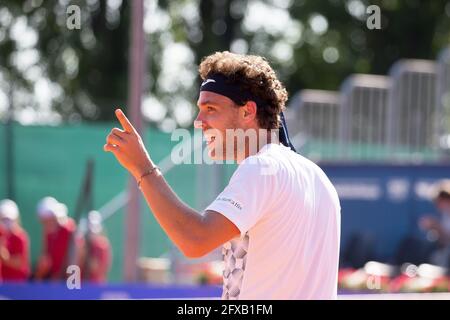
[198,51,288,129]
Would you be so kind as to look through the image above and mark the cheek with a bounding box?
[221,111,240,128]
[205,113,226,129]
[204,110,240,135]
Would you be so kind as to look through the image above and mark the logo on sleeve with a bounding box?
[216,197,242,210]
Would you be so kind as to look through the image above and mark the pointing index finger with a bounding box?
[115,109,135,133]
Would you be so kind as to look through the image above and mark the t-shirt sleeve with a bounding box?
[205,156,276,235]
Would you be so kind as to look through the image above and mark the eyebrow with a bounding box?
[196,100,221,108]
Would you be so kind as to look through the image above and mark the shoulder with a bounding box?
[11,227,29,242]
[240,154,277,170]
[236,150,281,179]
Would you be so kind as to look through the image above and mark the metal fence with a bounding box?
[437,48,450,153]
[339,74,390,161]
[387,59,438,160]
[286,89,340,161]
[287,47,450,163]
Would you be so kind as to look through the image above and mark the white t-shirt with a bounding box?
[206,143,341,300]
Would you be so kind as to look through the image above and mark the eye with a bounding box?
[207,106,215,112]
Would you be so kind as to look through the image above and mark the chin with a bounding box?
[208,144,230,161]
[208,149,222,161]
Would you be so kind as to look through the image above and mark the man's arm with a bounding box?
[104,109,240,258]
[140,175,240,257]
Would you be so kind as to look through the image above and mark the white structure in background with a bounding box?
[339,74,391,160]
[386,59,438,159]
[286,89,340,160]
[285,47,450,163]
[437,48,450,154]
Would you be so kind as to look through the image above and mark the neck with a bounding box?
[236,128,279,164]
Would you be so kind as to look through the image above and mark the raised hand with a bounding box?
[104,109,153,179]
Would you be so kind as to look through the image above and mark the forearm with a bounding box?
[35,254,51,279]
[2,254,24,270]
[0,247,23,270]
[137,170,208,257]
[104,109,220,257]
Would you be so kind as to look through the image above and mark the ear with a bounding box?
[241,100,257,123]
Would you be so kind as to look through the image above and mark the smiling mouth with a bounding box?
[206,136,216,145]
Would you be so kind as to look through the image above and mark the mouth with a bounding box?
[205,136,216,146]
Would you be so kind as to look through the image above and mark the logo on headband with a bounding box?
[201,78,216,87]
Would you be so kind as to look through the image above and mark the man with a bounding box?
[34,197,78,280]
[420,180,450,267]
[104,51,341,299]
[0,222,4,282]
[0,199,30,282]
[80,211,112,283]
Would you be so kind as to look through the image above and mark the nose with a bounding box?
[194,112,205,129]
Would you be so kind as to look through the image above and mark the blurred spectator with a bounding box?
[419,180,450,267]
[0,199,31,282]
[0,221,5,282]
[340,232,376,269]
[81,211,111,283]
[34,197,79,281]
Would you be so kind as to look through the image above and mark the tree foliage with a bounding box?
[0,0,449,126]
